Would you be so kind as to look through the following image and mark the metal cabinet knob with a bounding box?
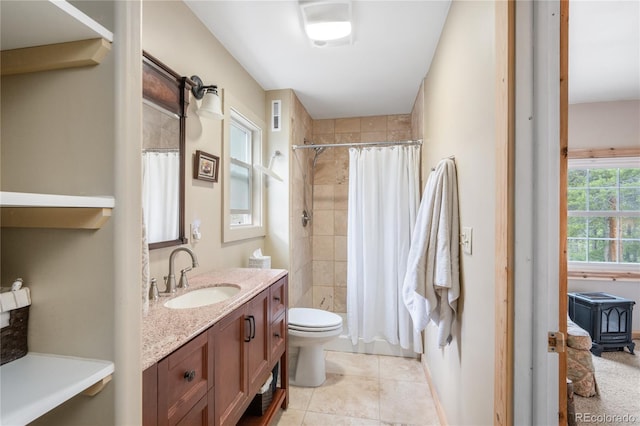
[184,370,196,382]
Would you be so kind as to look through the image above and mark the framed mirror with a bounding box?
[142,51,188,249]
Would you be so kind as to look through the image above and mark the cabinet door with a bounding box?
[247,289,270,394]
[213,307,248,426]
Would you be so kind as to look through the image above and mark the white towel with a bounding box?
[402,158,460,347]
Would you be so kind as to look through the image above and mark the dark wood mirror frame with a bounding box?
[142,51,189,249]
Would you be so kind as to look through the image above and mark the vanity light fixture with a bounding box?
[190,75,224,120]
[300,0,353,47]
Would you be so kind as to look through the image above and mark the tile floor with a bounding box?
[274,351,440,425]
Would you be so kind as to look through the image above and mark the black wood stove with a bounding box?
[568,292,635,356]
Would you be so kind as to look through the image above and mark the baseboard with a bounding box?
[632,330,640,340]
[421,356,448,426]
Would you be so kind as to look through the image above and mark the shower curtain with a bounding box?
[142,151,180,243]
[346,145,423,353]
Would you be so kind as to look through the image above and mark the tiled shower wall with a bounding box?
[289,93,314,308]
[310,115,412,312]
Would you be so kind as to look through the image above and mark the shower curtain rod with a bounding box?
[291,139,422,150]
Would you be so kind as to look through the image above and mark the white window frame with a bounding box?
[222,98,266,242]
[567,155,640,276]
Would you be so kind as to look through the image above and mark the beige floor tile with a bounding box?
[307,374,380,420]
[379,379,439,425]
[303,411,381,425]
[288,385,315,411]
[274,408,306,426]
[326,351,380,378]
[379,355,425,382]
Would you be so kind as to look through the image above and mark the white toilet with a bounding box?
[288,308,343,387]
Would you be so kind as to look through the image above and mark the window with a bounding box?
[230,119,253,226]
[222,104,266,242]
[567,157,640,269]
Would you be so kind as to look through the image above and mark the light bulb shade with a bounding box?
[300,0,352,46]
[305,21,351,41]
[198,89,224,120]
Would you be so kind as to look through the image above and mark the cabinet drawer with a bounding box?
[269,276,287,321]
[158,331,213,426]
[269,314,287,363]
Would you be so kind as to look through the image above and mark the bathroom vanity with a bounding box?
[142,269,288,426]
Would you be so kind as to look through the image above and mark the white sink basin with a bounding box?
[164,285,241,309]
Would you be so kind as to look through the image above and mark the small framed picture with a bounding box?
[194,150,219,182]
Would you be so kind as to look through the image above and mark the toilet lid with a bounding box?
[289,308,342,329]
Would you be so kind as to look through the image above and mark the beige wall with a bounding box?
[569,100,640,150]
[310,115,411,312]
[568,99,640,330]
[142,0,267,281]
[417,1,496,424]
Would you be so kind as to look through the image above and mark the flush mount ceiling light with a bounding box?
[300,0,353,47]
[190,75,224,120]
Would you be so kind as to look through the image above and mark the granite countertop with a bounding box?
[142,267,287,370]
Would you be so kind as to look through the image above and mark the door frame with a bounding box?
[512,0,567,424]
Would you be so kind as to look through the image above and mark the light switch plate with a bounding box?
[461,227,472,255]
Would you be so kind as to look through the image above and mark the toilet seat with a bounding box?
[289,308,342,331]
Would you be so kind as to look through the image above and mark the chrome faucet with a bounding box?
[162,247,199,294]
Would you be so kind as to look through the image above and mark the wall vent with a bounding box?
[271,100,281,131]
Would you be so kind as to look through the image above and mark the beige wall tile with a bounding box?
[313,286,334,310]
[361,131,387,143]
[313,133,336,145]
[334,236,348,262]
[335,117,361,133]
[313,185,334,210]
[387,114,411,131]
[334,184,349,210]
[313,155,337,185]
[313,260,334,286]
[335,132,361,143]
[313,236,334,260]
[334,286,347,313]
[361,115,387,132]
[313,119,335,134]
[334,210,348,236]
[388,129,412,141]
[334,261,348,287]
[313,210,334,236]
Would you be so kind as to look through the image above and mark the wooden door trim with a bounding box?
[495,0,515,425]
[559,1,569,424]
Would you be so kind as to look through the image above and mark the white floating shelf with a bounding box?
[0,0,113,51]
[0,192,115,208]
[0,353,114,426]
[0,192,115,229]
[1,1,113,76]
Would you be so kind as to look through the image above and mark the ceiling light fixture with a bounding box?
[300,0,353,47]
[190,75,224,120]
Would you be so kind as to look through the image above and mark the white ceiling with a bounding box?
[185,0,639,119]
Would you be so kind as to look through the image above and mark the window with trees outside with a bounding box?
[567,156,640,274]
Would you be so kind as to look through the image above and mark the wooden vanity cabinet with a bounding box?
[214,289,270,426]
[143,276,288,426]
